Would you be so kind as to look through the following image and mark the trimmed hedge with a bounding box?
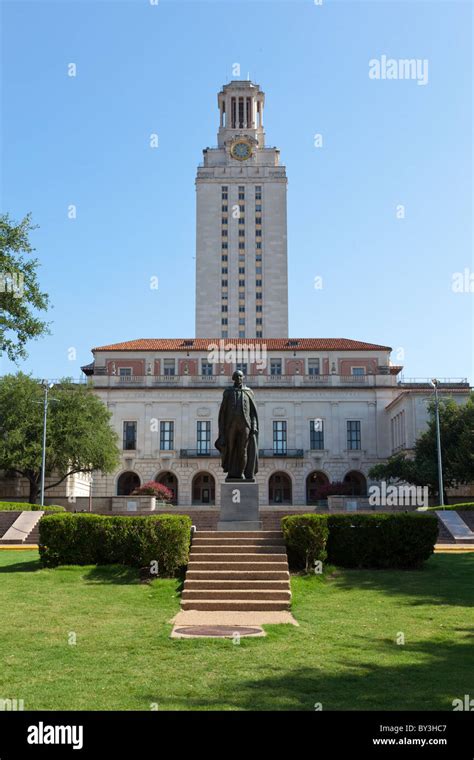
[326,513,439,569]
[39,513,192,575]
[281,513,438,570]
[427,502,474,512]
[0,502,65,513]
[281,514,328,571]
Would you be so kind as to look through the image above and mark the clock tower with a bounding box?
[195,80,289,339]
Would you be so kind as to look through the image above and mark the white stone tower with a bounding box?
[195,81,289,339]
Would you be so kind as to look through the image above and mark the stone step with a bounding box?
[182,589,291,601]
[181,599,291,611]
[186,569,290,581]
[190,544,287,555]
[188,560,288,571]
[192,537,285,547]
[188,553,288,563]
[194,531,283,537]
[184,579,290,590]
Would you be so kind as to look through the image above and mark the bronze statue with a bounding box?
[215,370,259,481]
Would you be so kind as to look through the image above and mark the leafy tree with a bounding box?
[0,373,120,503]
[0,213,50,361]
[369,393,474,501]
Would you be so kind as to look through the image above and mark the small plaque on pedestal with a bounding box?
[218,482,261,531]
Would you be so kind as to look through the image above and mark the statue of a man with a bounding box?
[215,370,259,481]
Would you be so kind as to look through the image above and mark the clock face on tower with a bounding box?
[230,140,253,161]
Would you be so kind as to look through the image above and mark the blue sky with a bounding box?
[1,0,472,382]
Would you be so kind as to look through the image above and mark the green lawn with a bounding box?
[0,550,472,711]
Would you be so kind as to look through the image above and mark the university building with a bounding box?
[2,81,470,508]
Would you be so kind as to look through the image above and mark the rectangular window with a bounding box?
[221,279,228,287]
[270,359,282,375]
[308,358,320,376]
[222,217,228,225]
[256,304,263,312]
[310,420,324,450]
[239,318,245,325]
[256,318,262,325]
[273,421,287,455]
[160,421,174,451]
[238,242,245,250]
[236,362,247,374]
[239,279,245,287]
[256,267,262,274]
[201,361,213,376]
[239,305,245,312]
[351,367,365,376]
[256,330,263,337]
[256,229,262,237]
[222,242,228,249]
[163,359,175,376]
[123,421,137,450]
[256,279,262,287]
[221,330,228,338]
[222,229,228,237]
[239,267,245,274]
[221,305,228,312]
[256,242,262,249]
[255,204,262,212]
[119,367,132,377]
[221,254,228,261]
[238,230,245,237]
[197,421,211,455]
[221,267,228,274]
[221,205,228,212]
[347,421,361,450]
[239,330,245,338]
[255,217,262,225]
[221,317,228,325]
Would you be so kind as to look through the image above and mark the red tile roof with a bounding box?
[92,338,392,352]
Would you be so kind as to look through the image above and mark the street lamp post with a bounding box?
[40,381,54,507]
[430,378,445,508]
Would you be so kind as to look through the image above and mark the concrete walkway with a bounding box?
[170,609,298,637]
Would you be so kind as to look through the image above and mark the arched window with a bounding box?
[192,472,216,505]
[117,471,140,496]
[306,471,329,505]
[343,471,367,497]
[269,472,292,505]
[155,472,178,505]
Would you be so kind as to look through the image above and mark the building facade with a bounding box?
[1,80,471,509]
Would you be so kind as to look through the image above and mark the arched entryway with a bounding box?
[343,470,367,496]
[117,471,140,496]
[192,472,216,505]
[269,472,292,505]
[306,471,330,505]
[155,471,178,505]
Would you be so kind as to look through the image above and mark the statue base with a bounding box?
[218,482,261,531]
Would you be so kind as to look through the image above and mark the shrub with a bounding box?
[281,514,329,572]
[0,502,65,513]
[326,513,438,569]
[132,481,173,501]
[39,513,192,574]
[427,502,474,511]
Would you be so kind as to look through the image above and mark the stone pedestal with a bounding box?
[218,482,261,531]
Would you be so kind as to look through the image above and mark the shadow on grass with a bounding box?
[324,554,474,608]
[0,559,42,573]
[83,565,141,585]
[146,633,474,711]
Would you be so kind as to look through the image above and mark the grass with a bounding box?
[0,550,472,710]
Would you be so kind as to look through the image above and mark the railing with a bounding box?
[92,373,400,389]
[180,449,220,458]
[258,449,304,458]
[398,377,470,387]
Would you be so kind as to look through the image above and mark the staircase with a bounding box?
[181,531,291,611]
